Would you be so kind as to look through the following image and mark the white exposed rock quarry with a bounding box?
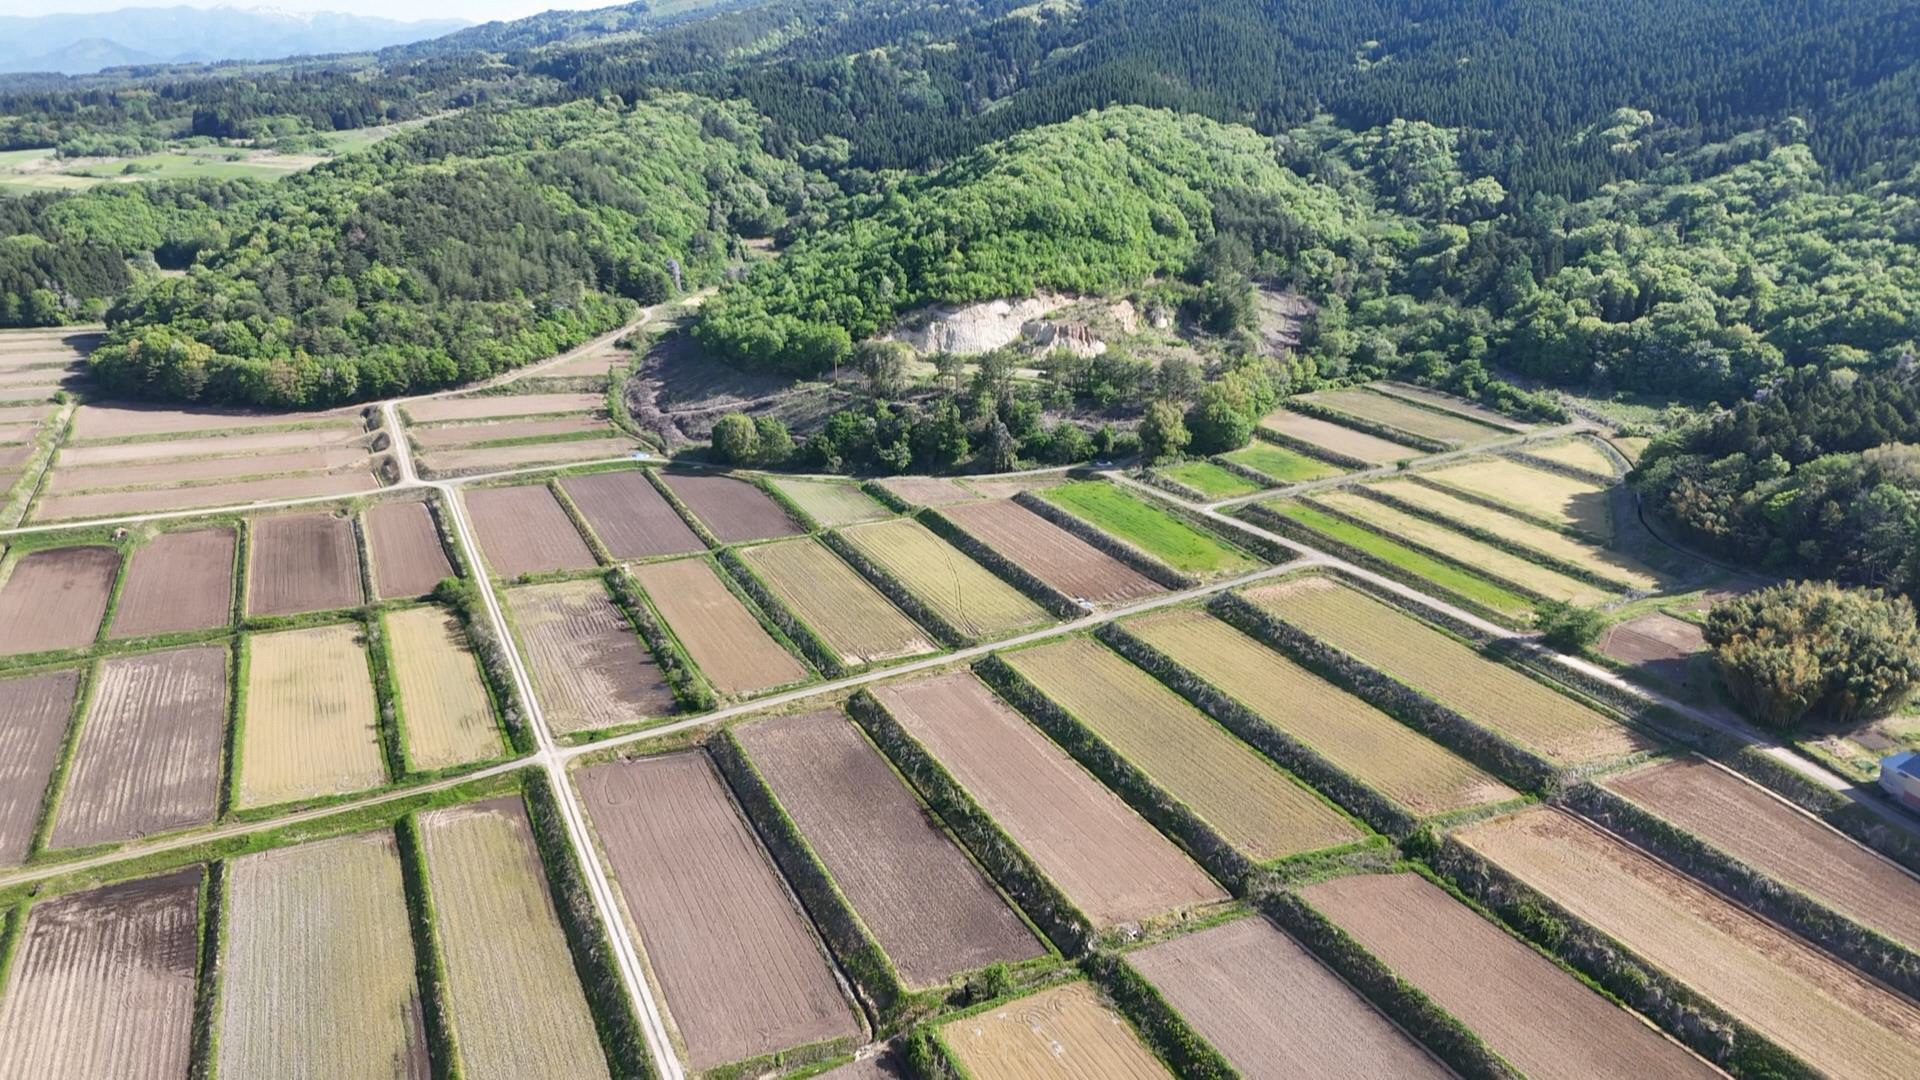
[889,294,1142,357]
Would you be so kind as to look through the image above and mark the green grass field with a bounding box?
[1042,481,1258,575]
[1223,441,1344,484]
[0,125,409,195]
[1159,460,1261,499]
[1264,501,1534,619]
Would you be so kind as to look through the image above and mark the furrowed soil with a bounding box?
[560,470,704,559]
[410,416,608,448]
[1598,613,1706,690]
[734,710,1043,988]
[68,403,360,441]
[421,798,609,1079]
[875,475,976,508]
[420,437,637,476]
[386,607,501,771]
[1457,807,1920,1080]
[43,447,368,495]
[1007,638,1361,862]
[769,478,891,526]
[1129,916,1448,1079]
[0,670,80,865]
[742,538,936,666]
[245,512,363,617]
[938,981,1167,1080]
[1259,410,1417,463]
[0,545,119,655]
[0,868,201,1080]
[1372,381,1531,431]
[875,673,1225,927]
[577,752,861,1070]
[219,832,429,1079]
[942,499,1162,605]
[465,485,598,578]
[51,646,226,850]
[1128,609,1515,815]
[237,625,385,808]
[31,472,381,523]
[630,558,806,695]
[506,580,674,734]
[1424,459,1613,536]
[364,501,453,600]
[661,472,801,543]
[1303,388,1506,446]
[843,518,1050,640]
[109,527,235,638]
[1367,478,1663,589]
[405,392,604,424]
[1246,576,1648,765]
[54,424,369,467]
[1605,758,1920,951]
[1303,872,1717,1080]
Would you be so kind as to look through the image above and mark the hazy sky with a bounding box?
[0,1,606,22]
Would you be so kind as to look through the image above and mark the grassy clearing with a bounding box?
[1259,501,1535,620]
[1041,482,1256,576]
[1221,442,1343,484]
[1160,461,1262,499]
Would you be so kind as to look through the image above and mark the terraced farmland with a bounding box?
[1529,437,1619,477]
[875,673,1226,927]
[741,538,936,665]
[1247,576,1649,765]
[661,472,801,542]
[465,485,597,577]
[1040,481,1256,576]
[942,498,1162,605]
[109,527,235,637]
[1423,458,1613,536]
[1367,478,1663,589]
[1159,459,1262,498]
[1005,637,1362,862]
[1259,410,1417,463]
[1301,387,1507,446]
[237,625,385,808]
[874,475,975,507]
[560,470,704,559]
[0,669,80,865]
[841,517,1050,640]
[1126,609,1516,816]
[1371,382,1530,431]
[364,501,453,600]
[402,387,641,476]
[937,981,1167,1079]
[1257,500,1535,620]
[630,557,806,695]
[770,477,890,526]
[0,545,119,654]
[1220,441,1341,484]
[246,512,362,616]
[385,606,500,771]
[507,579,674,735]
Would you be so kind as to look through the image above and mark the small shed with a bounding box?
[1882,751,1920,812]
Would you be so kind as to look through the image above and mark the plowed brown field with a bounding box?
[69,403,359,440]
[938,981,1167,1080]
[364,501,453,600]
[577,752,861,1070]
[942,499,1160,605]
[109,527,234,638]
[1259,410,1417,463]
[507,580,674,734]
[875,475,975,507]
[734,710,1043,987]
[0,545,119,654]
[0,669,80,864]
[630,558,806,695]
[44,446,367,494]
[50,645,227,849]
[55,425,369,467]
[421,437,636,475]
[561,470,704,559]
[237,625,385,808]
[875,673,1225,927]
[411,416,607,448]
[661,472,800,542]
[405,392,603,423]
[246,513,363,616]
[465,485,597,577]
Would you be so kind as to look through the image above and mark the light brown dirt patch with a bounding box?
[1260,410,1419,463]
[420,436,637,476]
[938,981,1167,1080]
[109,527,234,638]
[942,499,1161,606]
[506,579,674,735]
[875,475,976,507]
[0,545,119,655]
[465,484,597,578]
[246,512,363,616]
[0,669,81,865]
[68,403,359,441]
[410,416,609,448]
[237,625,385,808]
[44,446,367,494]
[386,606,500,771]
[54,425,368,467]
[630,558,805,695]
[364,501,453,600]
[561,470,704,559]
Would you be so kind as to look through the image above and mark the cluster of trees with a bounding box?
[1705,581,1920,729]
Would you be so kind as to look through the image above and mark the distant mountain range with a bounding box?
[0,6,472,74]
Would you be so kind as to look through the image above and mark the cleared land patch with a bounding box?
[32,472,381,523]
[1129,915,1447,1078]
[1041,481,1256,576]
[411,415,607,448]
[578,752,861,1071]
[51,646,227,850]
[421,799,609,1079]
[1007,637,1361,862]
[1598,612,1706,689]
[0,670,80,865]
[43,447,367,495]
[237,625,385,808]
[1219,441,1341,484]
[938,981,1167,1080]
[1424,458,1613,536]
[421,437,636,475]
[219,832,428,1079]
[364,502,453,600]
[560,470,704,559]
[743,538,937,665]
[1304,872,1716,1080]
[0,869,201,1080]
[943,499,1162,605]
[0,545,119,655]
[630,558,805,695]
[507,579,674,735]
[109,527,235,638]
[1458,806,1920,1080]
[1248,576,1648,765]
[1128,609,1516,816]
[1259,500,1535,620]
[874,475,976,507]
[386,607,500,771]
[54,425,368,467]
[68,403,359,441]
[876,673,1225,927]
[735,710,1044,988]
[465,484,597,578]
[662,472,801,542]
[1303,388,1506,446]
[842,517,1050,640]
[406,392,605,424]
[771,477,890,526]
[1260,410,1417,463]
[246,512,363,616]
[1368,478,1662,589]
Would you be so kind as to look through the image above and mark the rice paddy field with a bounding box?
[1004,637,1362,862]
[109,527,236,637]
[385,606,501,771]
[1300,387,1508,446]
[559,470,704,560]
[630,557,808,695]
[840,517,1051,640]
[937,981,1167,1080]
[1125,608,1517,816]
[246,512,363,616]
[1039,481,1257,577]
[0,669,82,865]
[1259,409,1419,463]
[1422,458,1614,537]
[942,498,1163,606]
[1528,437,1620,478]
[1247,576,1650,765]
[661,472,802,542]
[465,484,598,578]
[237,625,385,808]
[1158,459,1263,498]
[506,579,675,735]
[1255,500,1535,620]
[363,501,453,600]
[741,538,937,666]
[1367,477,1664,590]
[1219,441,1343,484]
[770,476,891,526]
[0,545,119,655]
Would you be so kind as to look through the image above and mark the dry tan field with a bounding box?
[1129,915,1448,1078]
[507,579,674,735]
[43,446,368,495]
[219,832,428,1079]
[1303,872,1717,1079]
[942,499,1161,605]
[876,673,1225,927]
[410,415,608,448]
[0,670,81,865]
[875,475,976,507]
[1371,382,1533,431]
[1457,807,1920,1080]
[465,484,597,577]
[843,518,1050,640]
[420,436,637,476]
[630,558,806,695]
[364,501,453,600]
[1303,388,1506,446]
[1605,758,1920,951]
[1530,437,1619,477]
[405,392,604,424]
[237,625,385,808]
[1249,577,1649,765]
[50,645,227,849]
[577,752,862,1071]
[420,799,609,1079]
[938,981,1167,1080]
[1128,609,1516,815]
[55,425,369,467]
[1260,410,1418,463]
[386,607,500,771]
[0,545,119,654]
[734,710,1044,988]
[108,527,234,637]
[742,538,936,666]
[560,470,704,559]
[662,472,801,542]
[246,512,363,616]
[1007,638,1361,862]
[770,477,890,526]
[1366,478,1663,589]
[1423,458,1613,536]
[0,869,201,1080]
[30,471,381,523]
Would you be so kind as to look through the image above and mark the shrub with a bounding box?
[1536,600,1605,651]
